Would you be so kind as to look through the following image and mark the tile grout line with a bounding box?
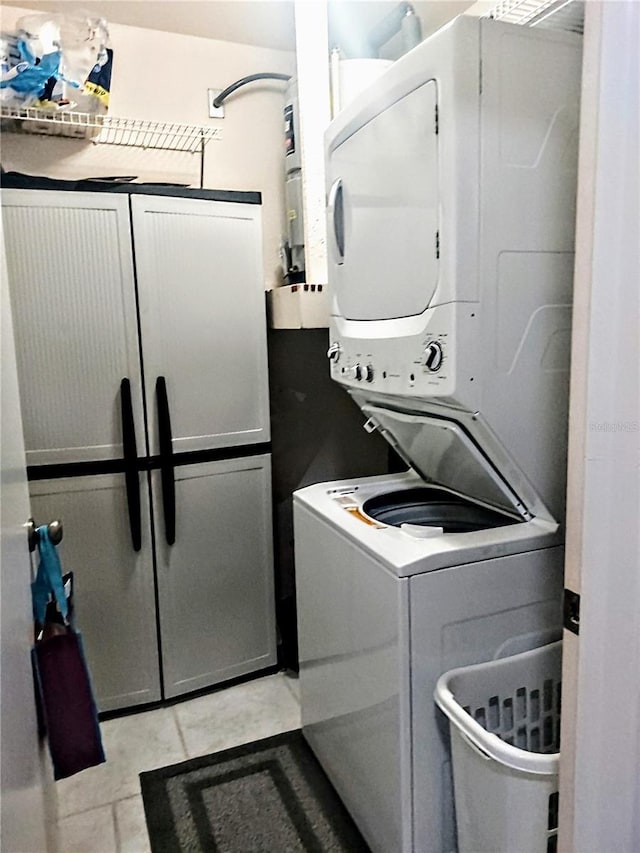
[115,795,153,853]
[58,803,109,822]
[172,706,191,761]
[58,793,146,822]
[281,674,301,705]
[112,802,120,853]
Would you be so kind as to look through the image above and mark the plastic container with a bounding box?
[267,284,329,329]
[434,641,562,853]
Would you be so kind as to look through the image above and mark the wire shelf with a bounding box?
[486,0,584,32]
[0,107,222,152]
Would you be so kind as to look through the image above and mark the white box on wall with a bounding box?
[267,284,329,329]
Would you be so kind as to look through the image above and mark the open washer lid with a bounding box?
[361,404,532,521]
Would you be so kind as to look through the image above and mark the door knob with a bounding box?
[26,518,37,553]
[27,518,63,552]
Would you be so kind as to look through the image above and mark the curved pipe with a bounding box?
[213,73,292,108]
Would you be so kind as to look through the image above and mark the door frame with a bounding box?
[558,2,640,850]
[1,215,52,851]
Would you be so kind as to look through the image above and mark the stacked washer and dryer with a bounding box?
[294,15,582,853]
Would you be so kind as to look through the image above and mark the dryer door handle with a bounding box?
[327,177,345,264]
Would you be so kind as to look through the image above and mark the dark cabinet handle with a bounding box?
[120,378,142,552]
[156,376,176,546]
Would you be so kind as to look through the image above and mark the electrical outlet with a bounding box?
[208,89,225,119]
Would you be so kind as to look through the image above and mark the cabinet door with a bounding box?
[131,195,270,455]
[153,455,276,698]
[29,474,161,712]
[2,191,145,465]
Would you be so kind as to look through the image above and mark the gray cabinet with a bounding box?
[2,192,145,465]
[3,190,270,463]
[4,187,276,711]
[29,474,161,712]
[132,195,270,454]
[154,456,276,698]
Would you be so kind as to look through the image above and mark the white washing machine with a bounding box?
[296,14,582,853]
[295,465,563,853]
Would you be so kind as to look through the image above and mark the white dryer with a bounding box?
[295,14,582,853]
[325,14,582,524]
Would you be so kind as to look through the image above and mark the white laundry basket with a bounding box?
[434,641,562,853]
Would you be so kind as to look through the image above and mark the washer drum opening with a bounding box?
[363,488,520,533]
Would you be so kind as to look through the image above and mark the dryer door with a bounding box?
[328,80,439,321]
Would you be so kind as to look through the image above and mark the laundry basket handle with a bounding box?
[458,729,491,761]
[434,670,559,776]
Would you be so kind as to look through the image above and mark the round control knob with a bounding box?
[365,364,374,383]
[345,363,362,381]
[343,363,365,381]
[327,342,342,363]
[424,341,444,372]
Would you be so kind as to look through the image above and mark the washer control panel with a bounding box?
[327,304,479,410]
[345,363,362,382]
[331,335,451,395]
[423,340,444,372]
[327,341,342,363]
[325,303,480,404]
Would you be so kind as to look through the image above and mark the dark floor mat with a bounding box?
[140,729,371,852]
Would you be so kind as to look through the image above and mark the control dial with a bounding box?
[344,363,362,381]
[327,342,342,364]
[365,364,374,383]
[424,341,444,372]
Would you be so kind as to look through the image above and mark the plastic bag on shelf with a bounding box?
[81,47,113,113]
[57,13,111,112]
[0,30,61,105]
[0,12,111,111]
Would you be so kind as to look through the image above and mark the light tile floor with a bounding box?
[56,672,301,852]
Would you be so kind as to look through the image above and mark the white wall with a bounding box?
[0,6,296,289]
